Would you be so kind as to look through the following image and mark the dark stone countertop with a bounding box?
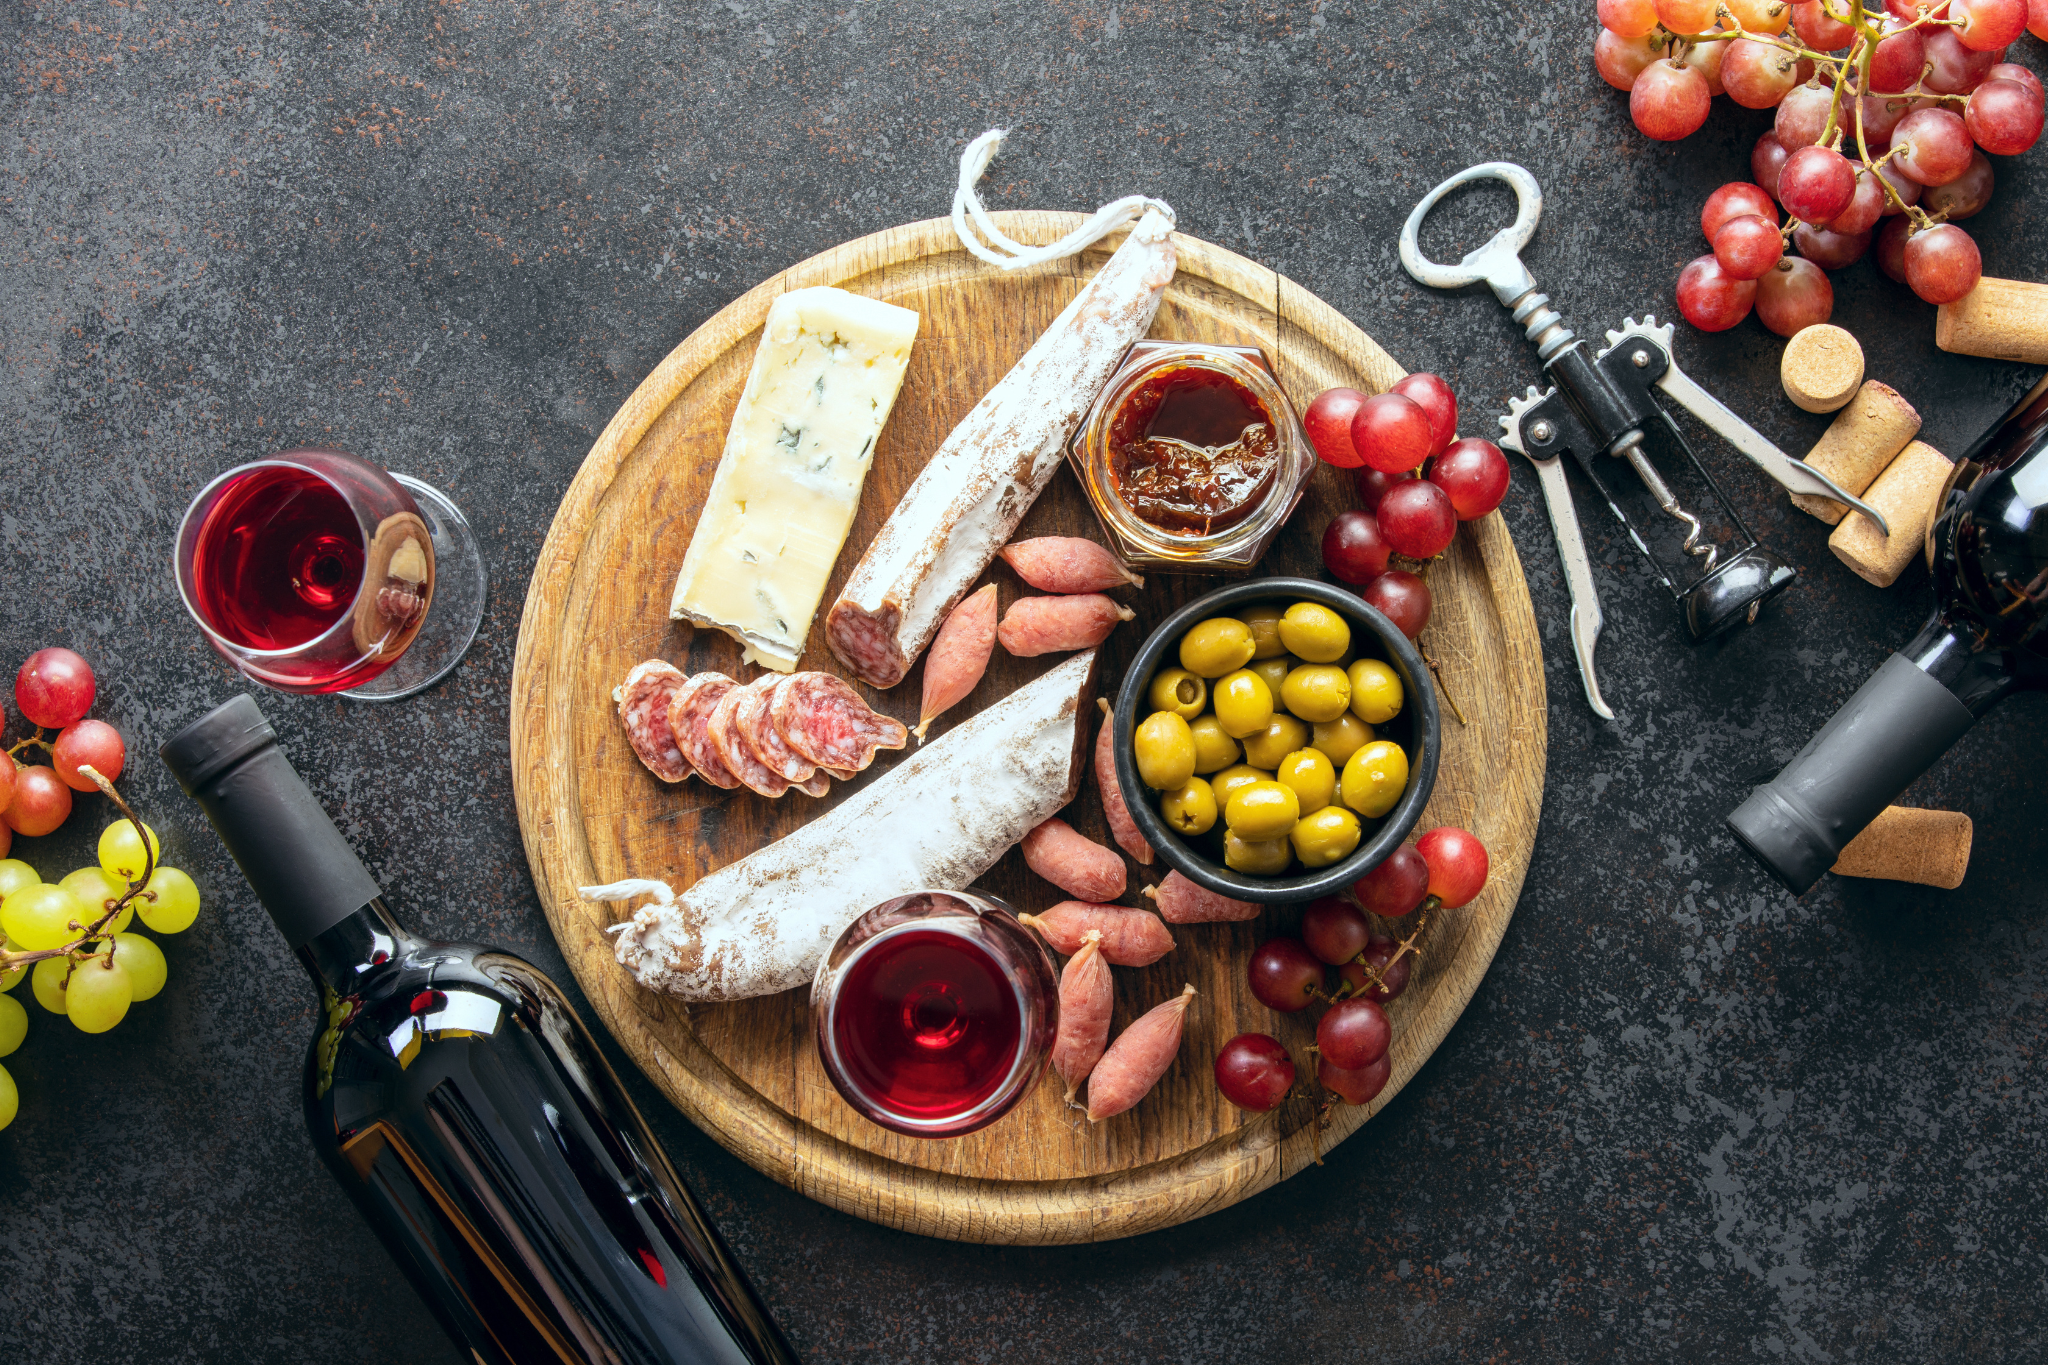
[2,2,2044,1361]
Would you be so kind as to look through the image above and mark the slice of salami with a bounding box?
[615,661,693,783]
[743,677,821,784]
[711,682,792,798]
[794,770,833,798]
[825,767,857,782]
[668,674,743,790]
[772,673,909,772]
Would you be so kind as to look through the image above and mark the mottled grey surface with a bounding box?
[2,0,2044,1360]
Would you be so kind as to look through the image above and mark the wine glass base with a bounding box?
[343,474,487,702]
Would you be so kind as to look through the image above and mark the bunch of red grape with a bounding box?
[2,648,128,856]
[1213,826,1490,1113]
[1301,377,1511,642]
[1596,1,2045,331]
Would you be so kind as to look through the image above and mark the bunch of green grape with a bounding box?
[0,820,203,1131]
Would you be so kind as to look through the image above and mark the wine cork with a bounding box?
[1828,439,1952,587]
[1780,324,1865,414]
[1831,806,1972,889]
[1935,278,2048,365]
[1791,381,1922,525]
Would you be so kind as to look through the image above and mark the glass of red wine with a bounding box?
[173,450,487,700]
[811,889,1057,1138]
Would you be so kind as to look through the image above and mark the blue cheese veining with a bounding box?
[668,286,920,671]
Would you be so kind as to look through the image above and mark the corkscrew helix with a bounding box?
[1398,162,1889,720]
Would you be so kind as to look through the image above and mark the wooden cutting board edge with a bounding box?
[510,212,1547,1245]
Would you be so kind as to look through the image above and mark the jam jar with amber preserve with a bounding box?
[1066,341,1315,572]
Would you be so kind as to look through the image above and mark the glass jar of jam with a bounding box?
[1067,341,1315,572]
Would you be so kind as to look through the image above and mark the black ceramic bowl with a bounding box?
[1112,578,1442,904]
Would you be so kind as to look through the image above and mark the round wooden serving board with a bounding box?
[511,212,1547,1245]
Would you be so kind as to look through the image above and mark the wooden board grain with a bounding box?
[510,212,1547,1245]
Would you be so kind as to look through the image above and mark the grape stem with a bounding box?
[5,729,52,763]
[1328,897,1440,1002]
[0,764,158,985]
[1420,644,1468,727]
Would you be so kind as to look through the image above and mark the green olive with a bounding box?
[1340,739,1410,819]
[1223,780,1301,840]
[1147,668,1208,721]
[1209,763,1271,809]
[1178,618,1257,679]
[1280,664,1352,724]
[1134,710,1198,790]
[1189,716,1242,774]
[1248,655,1295,699]
[1160,777,1218,835]
[1277,601,1352,663]
[1235,603,1289,659]
[1212,669,1276,740]
[1224,830,1294,876]
[1310,713,1374,767]
[1348,658,1404,725]
[1290,806,1362,868]
[1240,713,1309,770]
[1275,748,1336,815]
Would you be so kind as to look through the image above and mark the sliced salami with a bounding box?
[615,661,692,783]
[744,677,821,784]
[710,682,791,798]
[771,673,909,772]
[668,674,743,791]
[794,770,833,798]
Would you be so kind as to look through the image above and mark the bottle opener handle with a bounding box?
[1398,162,1545,306]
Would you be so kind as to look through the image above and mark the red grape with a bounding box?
[1713,215,1786,279]
[1779,145,1856,223]
[0,820,9,859]
[2031,0,2048,39]
[1354,844,1429,917]
[1317,997,1392,1070]
[1792,0,1856,49]
[1922,150,1995,218]
[1952,0,2028,48]
[1894,107,1975,184]
[1599,0,1662,36]
[1723,38,1801,108]
[1362,571,1432,639]
[1389,373,1457,459]
[1429,439,1511,520]
[1350,393,1434,475]
[15,648,95,730]
[1701,182,1777,241]
[5,766,72,837]
[1877,214,1913,282]
[1304,387,1369,469]
[1317,1052,1391,1106]
[1755,256,1834,335]
[1727,0,1792,31]
[1632,59,1712,140]
[1595,29,1665,91]
[1657,0,1720,30]
[1376,479,1457,559]
[1924,28,2003,93]
[1214,1033,1295,1112]
[1322,510,1392,586]
[1824,168,1887,235]
[1248,937,1324,1012]
[1876,158,1924,213]
[1349,937,1413,1003]
[1354,466,1414,512]
[52,720,125,792]
[1904,223,1983,303]
[1415,826,1490,908]
[1987,63,2044,104]
[1851,93,1912,151]
[1672,36,1726,98]
[1966,78,2045,155]
[1675,255,1758,332]
[0,759,13,817]
[1301,896,1372,966]
[1792,222,1872,270]
[1868,20,1927,93]
[1774,83,1835,149]
[1753,131,1790,199]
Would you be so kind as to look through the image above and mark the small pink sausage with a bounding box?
[915,583,998,741]
[1096,700,1152,865]
[999,537,1144,594]
[997,594,1134,658]
[1021,817,1126,903]
[1050,931,1113,1103]
[1086,984,1197,1122]
[1145,870,1261,924]
[1018,901,1174,966]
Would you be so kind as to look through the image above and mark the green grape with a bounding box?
[0,1061,15,1132]
[66,957,130,1033]
[2,884,89,951]
[0,938,25,992]
[97,820,160,884]
[31,957,68,1014]
[0,859,38,901]
[109,932,166,1003]
[58,867,133,934]
[0,992,24,1056]
[138,867,200,934]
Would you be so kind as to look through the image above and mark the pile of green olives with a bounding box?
[1131,601,1410,876]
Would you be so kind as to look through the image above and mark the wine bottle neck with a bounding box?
[298,897,426,997]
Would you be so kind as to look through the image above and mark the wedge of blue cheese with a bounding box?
[669,286,920,671]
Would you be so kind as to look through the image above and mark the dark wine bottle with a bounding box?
[161,695,799,1365]
[1728,376,2048,894]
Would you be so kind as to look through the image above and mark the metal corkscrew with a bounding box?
[1397,162,1889,720]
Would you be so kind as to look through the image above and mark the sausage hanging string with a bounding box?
[581,878,678,938]
[950,127,1175,271]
